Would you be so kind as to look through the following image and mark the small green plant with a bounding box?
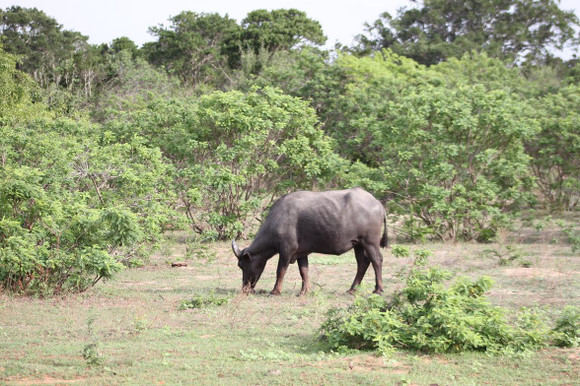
[391,244,411,259]
[131,316,150,334]
[179,293,230,310]
[481,245,527,266]
[82,343,104,367]
[82,313,105,367]
[551,306,580,348]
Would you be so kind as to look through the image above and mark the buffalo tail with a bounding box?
[380,215,388,248]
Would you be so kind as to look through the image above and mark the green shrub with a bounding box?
[558,221,580,253]
[320,248,551,356]
[0,118,172,295]
[332,52,536,241]
[108,87,340,240]
[552,306,580,348]
[480,245,527,266]
[82,343,104,367]
[528,85,580,211]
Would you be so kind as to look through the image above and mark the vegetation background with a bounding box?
[0,0,578,383]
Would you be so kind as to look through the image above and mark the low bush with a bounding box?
[552,306,580,348]
[320,247,577,356]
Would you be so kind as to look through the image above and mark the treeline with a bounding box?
[0,1,578,293]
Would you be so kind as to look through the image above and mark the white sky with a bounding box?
[1,0,578,57]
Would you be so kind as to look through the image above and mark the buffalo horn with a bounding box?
[232,239,242,259]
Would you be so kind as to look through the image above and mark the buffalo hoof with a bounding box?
[373,289,384,295]
[269,290,281,296]
[241,287,255,295]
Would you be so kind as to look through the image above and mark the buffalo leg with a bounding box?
[297,256,310,296]
[271,257,290,295]
[348,244,370,294]
[364,243,384,294]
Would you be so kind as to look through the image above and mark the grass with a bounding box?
[1,234,579,385]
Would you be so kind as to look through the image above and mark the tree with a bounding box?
[240,9,326,54]
[104,87,340,239]
[144,11,240,86]
[0,6,94,88]
[110,36,139,56]
[327,50,431,165]
[0,6,107,108]
[355,0,579,65]
[228,46,345,119]
[0,56,173,293]
[183,87,338,239]
[91,49,183,122]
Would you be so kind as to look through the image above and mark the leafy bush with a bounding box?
[528,85,580,211]
[0,47,47,124]
[0,118,173,294]
[82,313,105,367]
[107,87,341,239]
[332,51,536,241]
[320,247,552,356]
[184,87,340,239]
[0,163,123,294]
[481,245,528,266]
[557,220,580,253]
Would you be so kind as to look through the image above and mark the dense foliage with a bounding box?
[327,51,537,240]
[104,87,338,239]
[528,84,580,211]
[0,2,578,293]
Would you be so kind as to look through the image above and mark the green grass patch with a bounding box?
[1,240,578,384]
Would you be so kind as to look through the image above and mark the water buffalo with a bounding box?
[231,187,388,296]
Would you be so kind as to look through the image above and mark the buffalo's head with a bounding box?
[232,240,266,293]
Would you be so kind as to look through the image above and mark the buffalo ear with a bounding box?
[241,251,252,261]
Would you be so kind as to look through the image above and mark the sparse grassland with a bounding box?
[1,234,578,385]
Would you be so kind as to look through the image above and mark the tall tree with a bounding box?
[0,6,94,89]
[240,9,326,54]
[144,11,240,86]
[0,46,45,123]
[355,0,579,65]
[110,36,139,57]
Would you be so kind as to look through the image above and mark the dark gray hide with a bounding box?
[232,187,388,295]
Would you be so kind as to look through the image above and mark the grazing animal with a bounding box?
[231,187,388,295]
